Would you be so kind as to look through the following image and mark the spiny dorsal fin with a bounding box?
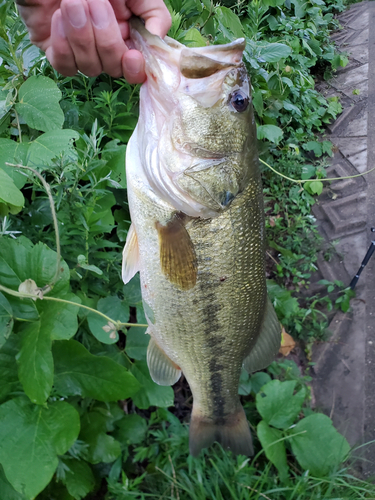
[122,223,140,284]
[155,213,197,290]
[243,297,281,374]
[147,335,181,386]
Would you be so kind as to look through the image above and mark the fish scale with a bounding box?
[123,18,281,456]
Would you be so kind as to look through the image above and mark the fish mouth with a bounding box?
[129,17,246,81]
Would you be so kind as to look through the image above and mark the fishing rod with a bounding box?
[350,228,375,290]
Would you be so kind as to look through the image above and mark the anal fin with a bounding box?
[243,297,281,374]
[147,335,181,386]
[155,213,197,291]
[122,224,140,284]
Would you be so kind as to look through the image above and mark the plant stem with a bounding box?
[0,283,148,329]
[6,163,61,287]
[13,109,22,142]
[260,158,375,183]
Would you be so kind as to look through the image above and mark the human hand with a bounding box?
[16,0,171,83]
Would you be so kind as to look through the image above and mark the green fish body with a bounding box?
[123,19,281,456]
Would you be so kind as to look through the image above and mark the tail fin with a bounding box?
[189,405,253,457]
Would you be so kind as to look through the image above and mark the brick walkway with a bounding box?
[311,0,375,475]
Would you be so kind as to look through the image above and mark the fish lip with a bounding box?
[129,16,173,53]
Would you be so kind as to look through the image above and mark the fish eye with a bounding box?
[230,91,249,113]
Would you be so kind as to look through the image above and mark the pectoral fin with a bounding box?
[155,213,197,290]
[122,224,140,284]
[243,298,281,374]
[147,336,181,386]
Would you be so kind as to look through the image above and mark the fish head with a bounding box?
[130,18,257,218]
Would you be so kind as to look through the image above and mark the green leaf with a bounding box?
[257,125,283,144]
[87,296,129,344]
[0,292,13,348]
[0,336,22,403]
[183,27,207,47]
[303,141,322,156]
[53,339,141,401]
[0,465,28,500]
[15,76,64,132]
[0,168,24,215]
[38,292,81,340]
[79,412,121,464]
[0,139,29,188]
[0,398,80,499]
[216,6,244,38]
[258,43,292,63]
[17,320,53,404]
[256,380,305,429]
[113,414,148,446]
[101,140,127,188]
[257,420,289,482]
[250,371,272,394]
[238,368,252,395]
[131,360,174,409]
[28,129,79,166]
[304,180,323,196]
[125,326,149,360]
[289,414,350,476]
[301,164,316,180]
[62,459,95,500]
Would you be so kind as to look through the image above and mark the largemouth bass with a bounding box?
[122,18,281,456]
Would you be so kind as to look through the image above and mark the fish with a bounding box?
[122,18,281,457]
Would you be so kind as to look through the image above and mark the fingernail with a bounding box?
[89,0,109,29]
[66,0,87,28]
[126,57,143,75]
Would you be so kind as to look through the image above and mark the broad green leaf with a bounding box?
[303,140,322,156]
[0,336,22,403]
[28,129,79,166]
[17,321,53,404]
[0,139,29,188]
[250,371,272,394]
[252,90,264,117]
[216,6,244,38]
[0,465,28,500]
[0,292,13,348]
[113,414,148,446]
[0,398,80,499]
[87,296,129,344]
[301,164,316,180]
[101,140,127,188]
[53,339,141,401]
[304,180,323,196]
[0,238,70,296]
[80,412,121,464]
[183,27,207,47]
[123,274,142,306]
[0,168,24,215]
[238,368,252,396]
[289,414,350,476]
[257,420,288,482]
[125,326,149,360]
[258,43,292,63]
[38,292,81,340]
[15,76,64,132]
[257,125,283,144]
[256,380,305,429]
[131,360,174,409]
[62,459,95,500]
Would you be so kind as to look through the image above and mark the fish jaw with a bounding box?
[129,18,256,218]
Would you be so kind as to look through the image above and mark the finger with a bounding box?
[87,0,127,77]
[122,50,146,84]
[15,0,60,50]
[126,0,172,38]
[60,0,103,77]
[46,9,78,76]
